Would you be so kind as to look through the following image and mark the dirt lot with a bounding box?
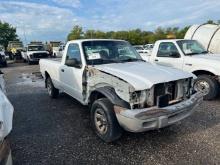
[1,63,220,165]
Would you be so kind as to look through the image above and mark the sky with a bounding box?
[0,0,220,44]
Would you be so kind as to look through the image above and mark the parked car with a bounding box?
[22,44,49,64]
[146,39,220,100]
[144,44,154,50]
[56,44,65,58]
[0,71,13,164]
[6,41,23,60]
[133,45,150,61]
[0,46,7,67]
[40,39,202,142]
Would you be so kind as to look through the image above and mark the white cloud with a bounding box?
[52,0,81,8]
[0,1,78,43]
[0,0,220,43]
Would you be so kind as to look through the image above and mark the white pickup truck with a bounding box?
[0,71,13,164]
[147,39,220,100]
[22,44,49,64]
[40,39,202,142]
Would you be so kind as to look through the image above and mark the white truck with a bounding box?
[0,71,13,164]
[40,39,202,142]
[147,39,220,100]
[133,45,151,61]
[22,44,49,64]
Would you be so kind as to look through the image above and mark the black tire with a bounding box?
[46,76,59,98]
[27,58,32,65]
[91,98,122,142]
[3,61,7,67]
[194,75,219,100]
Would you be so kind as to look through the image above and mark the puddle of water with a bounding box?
[16,72,44,87]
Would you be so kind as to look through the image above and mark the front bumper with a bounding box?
[114,92,203,132]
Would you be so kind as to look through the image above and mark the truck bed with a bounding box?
[39,58,62,89]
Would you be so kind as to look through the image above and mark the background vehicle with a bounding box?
[22,43,49,64]
[49,41,61,57]
[0,71,13,164]
[40,39,202,142]
[0,46,7,67]
[144,44,154,50]
[56,44,65,58]
[6,41,23,60]
[133,45,151,61]
[185,24,220,54]
[147,39,220,100]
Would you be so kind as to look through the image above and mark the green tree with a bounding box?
[206,20,217,25]
[0,21,18,49]
[67,25,83,41]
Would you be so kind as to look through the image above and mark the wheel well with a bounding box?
[89,91,106,105]
[193,70,215,76]
[45,71,49,79]
[44,71,50,88]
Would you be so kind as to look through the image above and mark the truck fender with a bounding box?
[90,86,130,109]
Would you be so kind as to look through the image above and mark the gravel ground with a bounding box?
[1,63,220,165]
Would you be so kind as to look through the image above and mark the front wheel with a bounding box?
[91,98,122,142]
[194,75,219,100]
[2,61,7,67]
[27,58,32,65]
[46,77,59,98]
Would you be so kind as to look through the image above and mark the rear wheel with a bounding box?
[91,98,122,142]
[46,77,59,98]
[194,75,218,100]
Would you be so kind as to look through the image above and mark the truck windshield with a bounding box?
[28,45,44,51]
[177,40,208,55]
[82,41,143,65]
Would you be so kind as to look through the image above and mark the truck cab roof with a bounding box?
[67,39,126,44]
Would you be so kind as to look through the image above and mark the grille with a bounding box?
[33,53,48,58]
[154,81,177,107]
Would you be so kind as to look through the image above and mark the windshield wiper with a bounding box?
[120,58,144,62]
[185,52,200,56]
[201,51,208,54]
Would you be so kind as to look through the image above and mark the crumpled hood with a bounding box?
[94,62,194,90]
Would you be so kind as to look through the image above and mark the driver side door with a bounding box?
[59,43,84,102]
[153,42,184,70]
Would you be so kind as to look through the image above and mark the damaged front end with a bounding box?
[84,67,203,132]
[114,78,203,132]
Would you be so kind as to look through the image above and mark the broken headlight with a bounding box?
[130,90,150,109]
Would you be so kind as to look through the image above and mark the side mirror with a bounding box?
[169,51,180,58]
[66,58,81,68]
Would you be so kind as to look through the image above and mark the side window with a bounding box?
[65,44,81,64]
[157,42,180,57]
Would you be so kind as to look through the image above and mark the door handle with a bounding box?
[61,69,65,72]
[155,59,159,62]
[185,63,192,66]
